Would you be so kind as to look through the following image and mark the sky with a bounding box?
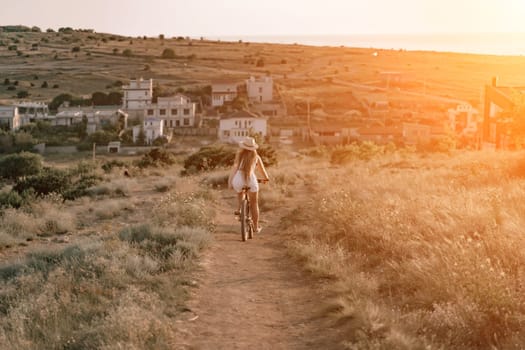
[2,0,525,37]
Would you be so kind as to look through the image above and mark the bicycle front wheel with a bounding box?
[240,198,249,242]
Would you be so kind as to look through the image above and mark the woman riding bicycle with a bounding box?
[228,136,270,233]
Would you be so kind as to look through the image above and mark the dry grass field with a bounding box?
[275,148,525,349]
[0,153,217,348]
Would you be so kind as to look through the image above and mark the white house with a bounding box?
[54,110,83,126]
[211,80,240,107]
[56,105,128,134]
[144,94,197,128]
[218,110,267,143]
[15,101,49,125]
[122,78,153,112]
[133,117,163,145]
[448,103,480,135]
[246,76,273,103]
[0,106,21,131]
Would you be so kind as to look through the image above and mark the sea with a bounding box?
[210,33,525,57]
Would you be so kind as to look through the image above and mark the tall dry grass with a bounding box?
[0,198,77,246]
[284,150,525,349]
[0,222,212,349]
[0,160,215,349]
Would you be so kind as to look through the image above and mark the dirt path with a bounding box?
[175,190,344,350]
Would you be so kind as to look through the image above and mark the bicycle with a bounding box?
[238,179,267,242]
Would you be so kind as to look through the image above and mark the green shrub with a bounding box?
[258,144,278,167]
[0,190,25,208]
[13,167,71,197]
[0,152,42,180]
[134,148,176,168]
[183,145,235,174]
[330,142,389,164]
[161,48,175,59]
[101,159,127,173]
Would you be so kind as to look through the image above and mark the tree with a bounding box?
[0,152,43,181]
[92,91,108,105]
[49,93,73,111]
[161,48,176,59]
[159,34,165,40]
[41,81,48,88]
[107,91,123,105]
[17,91,29,98]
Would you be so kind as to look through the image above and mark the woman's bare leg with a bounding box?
[248,191,259,231]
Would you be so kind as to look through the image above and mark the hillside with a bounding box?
[3,28,525,121]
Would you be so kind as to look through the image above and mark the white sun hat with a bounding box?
[239,136,259,150]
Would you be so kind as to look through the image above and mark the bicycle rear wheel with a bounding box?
[240,198,249,242]
[247,203,254,239]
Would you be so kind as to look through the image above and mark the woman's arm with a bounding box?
[256,155,270,181]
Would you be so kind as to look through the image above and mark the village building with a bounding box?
[211,80,240,107]
[357,126,403,144]
[122,78,153,118]
[107,141,121,153]
[218,110,267,143]
[54,104,128,133]
[402,122,449,146]
[54,110,83,126]
[448,103,480,136]
[15,101,49,125]
[133,117,163,145]
[0,106,21,131]
[482,77,524,149]
[144,94,197,128]
[246,76,273,103]
[402,123,431,145]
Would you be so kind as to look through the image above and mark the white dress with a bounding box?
[232,157,259,193]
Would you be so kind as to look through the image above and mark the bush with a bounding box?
[257,144,278,167]
[134,148,176,168]
[330,142,390,164]
[101,159,127,173]
[183,145,235,174]
[161,48,175,59]
[122,49,132,57]
[13,167,71,198]
[0,191,25,209]
[17,90,29,98]
[0,152,43,181]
